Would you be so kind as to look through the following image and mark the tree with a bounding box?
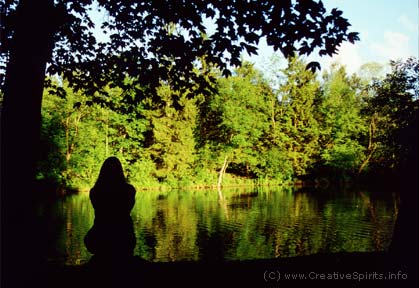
[356,62,385,175]
[198,62,286,185]
[143,84,198,186]
[358,62,386,84]
[373,57,419,262]
[38,80,155,189]
[364,58,418,172]
[277,56,321,176]
[317,64,366,176]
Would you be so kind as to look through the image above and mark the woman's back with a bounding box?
[90,182,136,221]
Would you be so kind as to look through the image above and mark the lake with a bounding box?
[41,186,398,265]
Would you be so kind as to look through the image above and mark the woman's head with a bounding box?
[95,157,126,186]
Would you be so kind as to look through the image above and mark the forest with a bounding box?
[36,56,419,191]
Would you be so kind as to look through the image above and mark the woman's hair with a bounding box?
[94,156,126,187]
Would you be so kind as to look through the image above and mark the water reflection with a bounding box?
[43,187,398,265]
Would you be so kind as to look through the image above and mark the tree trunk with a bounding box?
[105,109,109,157]
[217,156,229,191]
[271,97,276,130]
[358,114,376,175]
[1,0,57,286]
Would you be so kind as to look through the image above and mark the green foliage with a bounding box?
[197,62,293,181]
[37,58,418,190]
[143,84,198,185]
[321,140,365,172]
[276,56,321,176]
[363,57,419,171]
[317,64,367,175]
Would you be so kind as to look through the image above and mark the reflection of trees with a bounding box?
[359,192,399,251]
[51,188,397,264]
[270,192,325,257]
[319,192,398,253]
[155,195,199,261]
[196,215,232,262]
[37,196,66,263]
[138,189,397,261]
[223,189,398,259]
[56,194,94,265]
[134,192,200,261]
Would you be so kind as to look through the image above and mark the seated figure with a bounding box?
[84,157,136,260]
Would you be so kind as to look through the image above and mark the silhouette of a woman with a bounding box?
[84,157,136,260]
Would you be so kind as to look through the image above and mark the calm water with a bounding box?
[42,186,398,265]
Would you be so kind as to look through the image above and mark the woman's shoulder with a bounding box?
[124,182,136,194]
[89,186,98,195]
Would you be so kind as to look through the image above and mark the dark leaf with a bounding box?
[306,61,321,73]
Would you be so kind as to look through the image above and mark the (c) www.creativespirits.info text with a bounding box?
[263,270,408,282]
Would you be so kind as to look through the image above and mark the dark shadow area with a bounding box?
[45,252,416,288]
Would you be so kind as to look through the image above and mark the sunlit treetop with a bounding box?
[2,0,359,101]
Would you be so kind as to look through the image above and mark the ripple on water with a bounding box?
[48,188,398,264]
